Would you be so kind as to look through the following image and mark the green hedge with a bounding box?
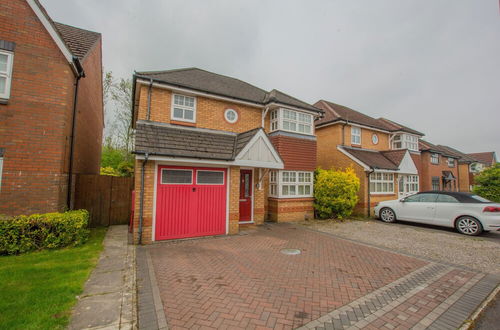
[0,210,90,255]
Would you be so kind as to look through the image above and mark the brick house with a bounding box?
[418,141,461,192]
[0,0,103,215]
[314,100,423,215]
[467,151,497,186]
[434,145,479,192]
[131,68,322,243]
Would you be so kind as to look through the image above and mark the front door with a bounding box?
[239,169,253,222]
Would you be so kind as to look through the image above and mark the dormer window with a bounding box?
[351,126,361,145]
[431,153,439,164]
[171,94,196,123]
[269,108,313,135]
[392,134,418,151]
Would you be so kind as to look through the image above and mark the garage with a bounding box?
[155,165,227,241]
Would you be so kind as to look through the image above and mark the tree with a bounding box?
[473,163,500,202]
[314,168,360,219]
[101,71,134,177]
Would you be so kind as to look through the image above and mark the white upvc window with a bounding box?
[369,172,394,194]
[171,94,196,123]
[0,50,14,100]
[447,158,455,168]
[269,108,313,135]
[269,170,313,198]
[392,134,419,151]
[430,153,439,164]
[351,126,361,145]
[407,175,419,193]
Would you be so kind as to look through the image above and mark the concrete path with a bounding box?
[69,225,137,330]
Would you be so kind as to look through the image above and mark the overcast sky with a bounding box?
[42,0,500,155]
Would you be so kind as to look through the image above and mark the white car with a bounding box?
[374,191,500,236]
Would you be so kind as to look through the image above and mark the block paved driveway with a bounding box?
[138,223,499,330]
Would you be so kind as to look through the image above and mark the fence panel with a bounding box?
[74,174,133,227]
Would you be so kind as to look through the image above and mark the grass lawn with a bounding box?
[0,227,107,330]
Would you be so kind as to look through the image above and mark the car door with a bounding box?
[397,193,438,223]
[433,194,460,227]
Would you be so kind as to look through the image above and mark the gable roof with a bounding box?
[134,121,283,169]
[380,150,407,166]
[339,146,399,170]
[467,152,497,166]
[53,22,101,59]
[134,68,321,113]
[30,0,101,61]
[314,100,424,136]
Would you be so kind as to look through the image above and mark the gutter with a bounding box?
[138,153,149,245]
[67,57,85,210]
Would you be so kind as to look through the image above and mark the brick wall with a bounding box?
[269,135,316,171]
[458,163,471,192]
[419,152,459,191]
[137,86,270,133]
[72,39,103,175]
[268,198,314,222]
[0,0,75,215]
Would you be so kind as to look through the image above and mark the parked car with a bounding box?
[374,191,500,235]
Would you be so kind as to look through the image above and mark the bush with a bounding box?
[473,163,500,202]
[314,167,360,219]
[0,210,90,255]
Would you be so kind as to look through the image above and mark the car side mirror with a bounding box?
[400,198,406,203]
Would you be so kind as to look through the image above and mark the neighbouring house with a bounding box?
[0,0,103,215]
[418,141,460,192]
[131,68,322,243]
[314,100,423,216]
[435,145,478,192]
[467,151,498,187]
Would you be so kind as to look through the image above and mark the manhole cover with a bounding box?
[281,248,301,255]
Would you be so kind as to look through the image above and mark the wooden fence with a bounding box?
[74,174,134,227]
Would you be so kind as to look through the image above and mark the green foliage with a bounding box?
[0,210,90,255]
[0,228,106,329]
[473,163,500,202]
[314,167,360,219]
[100,144,134,177]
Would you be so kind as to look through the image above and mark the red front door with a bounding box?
[155,166,227,240]
[239,169,252,222]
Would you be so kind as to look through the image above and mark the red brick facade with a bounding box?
[269,135,317,171]
[418,152,459,192]
[0,0,103,216]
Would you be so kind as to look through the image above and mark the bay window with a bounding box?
[269,170,313,198]
[269,108,313,135]
[369,172,394,194]
[392,134,419,151]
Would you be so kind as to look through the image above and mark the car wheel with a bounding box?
[380,208,396,223]
[455,216,483,236]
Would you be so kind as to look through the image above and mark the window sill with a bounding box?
[170,120,196,127]
[268,197,314,201]
[0,98,8,105]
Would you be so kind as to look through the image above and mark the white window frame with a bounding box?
[406,175,419,193]
[161,168,193,185]
[447,158,455,168]
[269,108,313,136]
[269,170,313,198]
[171,93,196,123]
[430,153,439,164]
[369,172,394,194]
[224,108,238,124]
[392,134,419,151]
[431,176,440,190]
[0,50,14,100]
[196,170,225,185]
[351,126,361,145]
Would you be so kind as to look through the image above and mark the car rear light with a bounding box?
[483,206,500,212]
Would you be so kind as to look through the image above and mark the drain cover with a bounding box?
[281,248,301,255]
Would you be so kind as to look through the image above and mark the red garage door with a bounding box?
[155,166,227,241]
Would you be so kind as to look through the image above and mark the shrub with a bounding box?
[0,210,90,255]
[473,163,500,202]
[314,167,360,219]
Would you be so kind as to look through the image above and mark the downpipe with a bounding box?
[138,153,149,244]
